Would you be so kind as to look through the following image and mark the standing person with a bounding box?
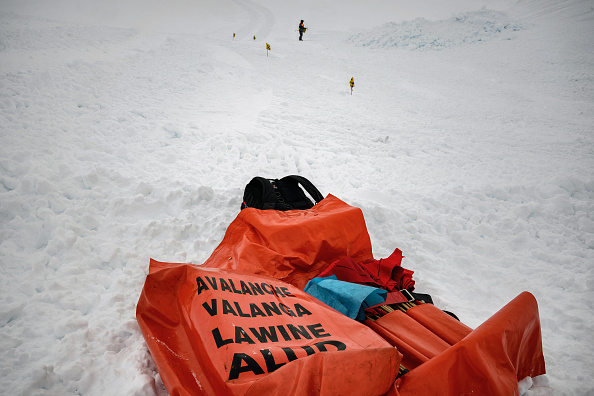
[299,20,306,41]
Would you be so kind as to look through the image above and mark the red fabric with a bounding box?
[318,248,415,293]
[318,257,378,287]
[202,195,373,290]
[383,291,411,305]
[388,292,547,396]
[360,249,414,291]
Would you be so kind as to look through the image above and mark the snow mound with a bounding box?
[347,8,524,50]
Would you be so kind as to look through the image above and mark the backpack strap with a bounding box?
[280,175,324,204]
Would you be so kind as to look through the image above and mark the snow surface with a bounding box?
[1,0,593,394]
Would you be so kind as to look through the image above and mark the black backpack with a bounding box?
[240,175,324,211]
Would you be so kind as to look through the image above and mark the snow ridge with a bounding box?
[347,8,524,50]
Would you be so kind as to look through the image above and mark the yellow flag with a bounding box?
[266,43,271,50]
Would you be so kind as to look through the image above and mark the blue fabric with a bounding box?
[303,275,387,321]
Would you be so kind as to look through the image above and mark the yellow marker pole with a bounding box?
[233,33,235,40]
[350,77,355,95]
[266,43,271,57]
[253,35,256,41]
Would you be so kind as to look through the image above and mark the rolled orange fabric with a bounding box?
[365,319,429,369]
[406,303,472,345]
[364,310,450,369]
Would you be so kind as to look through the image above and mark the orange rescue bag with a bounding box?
[136,260,401,396]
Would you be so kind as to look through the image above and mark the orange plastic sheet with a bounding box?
[202,195,374,290]
[136,260,401,396]
[388,292,546,396]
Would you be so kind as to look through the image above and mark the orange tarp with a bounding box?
[202,195,373,290]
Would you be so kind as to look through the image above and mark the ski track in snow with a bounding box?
[231,0,275,40]
[1,0,593,395]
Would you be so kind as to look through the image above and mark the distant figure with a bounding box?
[299,20,306,41]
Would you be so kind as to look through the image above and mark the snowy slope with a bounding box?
[1,0,593,394]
